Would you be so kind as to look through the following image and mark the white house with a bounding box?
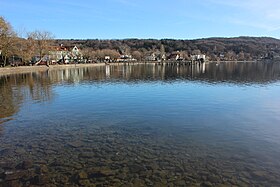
[117,55,136,62]
[168,53,180,61]
[191,54,206,61]
[49,45,83,63]
[145,53,157,61]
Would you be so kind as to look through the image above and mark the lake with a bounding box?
[1,62,280,186]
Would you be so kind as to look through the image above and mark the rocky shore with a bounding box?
[0,124,279,187]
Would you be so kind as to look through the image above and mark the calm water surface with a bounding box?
[1,62,280,186]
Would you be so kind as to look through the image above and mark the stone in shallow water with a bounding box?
[89,168,115,179]
[116,173,126,180]
[0,161,15,170]
[154,181,166,187]
[78,179,92,186]
[31,174,49,185]
[3,170,26,181]
[201,181,214,187]
[68,141,83,148]
[174,179,186,186]
[0,149,14,156]
[2,179,21,187]
[16,160,33,170]
[132,178,145,186]
[215,184,229,187]
[36,164,49,174]
[207,175,221,183]
[129,164,146,173]
[79,152,93,159]
[78,171,88,180]
[251,170,267,179]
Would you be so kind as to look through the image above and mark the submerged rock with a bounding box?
[3,171,26,181]
[36,164,49,174]
[68,141,83,148]
[78,179,92,186]
[31,174,49,185]
[0,161,16,170]
[207,175,221,183]
[16,160,33,170]
[251,170,267,179]
[78,171,88,180]
[201,181,214,187]
[2,179,22,187]
[129,164,146,173]
[132,178,145,186]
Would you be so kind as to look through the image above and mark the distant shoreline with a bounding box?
[0,60,265,76]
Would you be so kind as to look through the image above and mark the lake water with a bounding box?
[1,62,280,186]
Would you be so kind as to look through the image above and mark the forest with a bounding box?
[55,37,280,61]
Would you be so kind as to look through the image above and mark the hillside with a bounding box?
[55,37,280,60]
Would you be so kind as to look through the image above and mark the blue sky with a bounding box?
[1,0,280,39]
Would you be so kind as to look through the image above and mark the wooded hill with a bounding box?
[55,37,280,61]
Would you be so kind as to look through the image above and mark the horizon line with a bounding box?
[53,36,280,40]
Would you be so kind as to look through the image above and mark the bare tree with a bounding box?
[119,44,131,55]
[132,51,143,61]
[81,48,94,62]
[13,37,35,65]
[102,49,120,59]
[225,51,236,61]
[180,51,190,60]
[28,30,54,65]
[93,49,120,61]
[192,49,201,55]
[160,44,166,60]
[238,52,245,61]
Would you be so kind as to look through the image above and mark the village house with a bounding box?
[218,53,225,61]
[161,54,166,61]
[104,56,111,62]
[168,53,179,61]
[145,53,157,61]
[117,55,136,62]
[49,44,83,64]
[144,52,166,61]
[191,54,206,62]
[168,51,184,61]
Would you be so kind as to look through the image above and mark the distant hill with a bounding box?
[55,37,280,60]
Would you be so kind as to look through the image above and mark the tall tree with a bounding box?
[14,37,35,65]
[28,30,54,65]
[160,44,166,60]
[0,16,17,66]
[132,51,143,61]
[81,48,94,62]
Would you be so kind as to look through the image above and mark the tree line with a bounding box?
[57,37,280,61]
[0,16,54,67]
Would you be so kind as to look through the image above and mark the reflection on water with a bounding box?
[1,61,280,120]
[0,72,54,121]
[0,61,280,186]
[47,61,280,83]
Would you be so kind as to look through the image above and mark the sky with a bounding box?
[1,0,280,39]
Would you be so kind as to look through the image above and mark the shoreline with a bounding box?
[0,60,262,76]
[0,63,106,76]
